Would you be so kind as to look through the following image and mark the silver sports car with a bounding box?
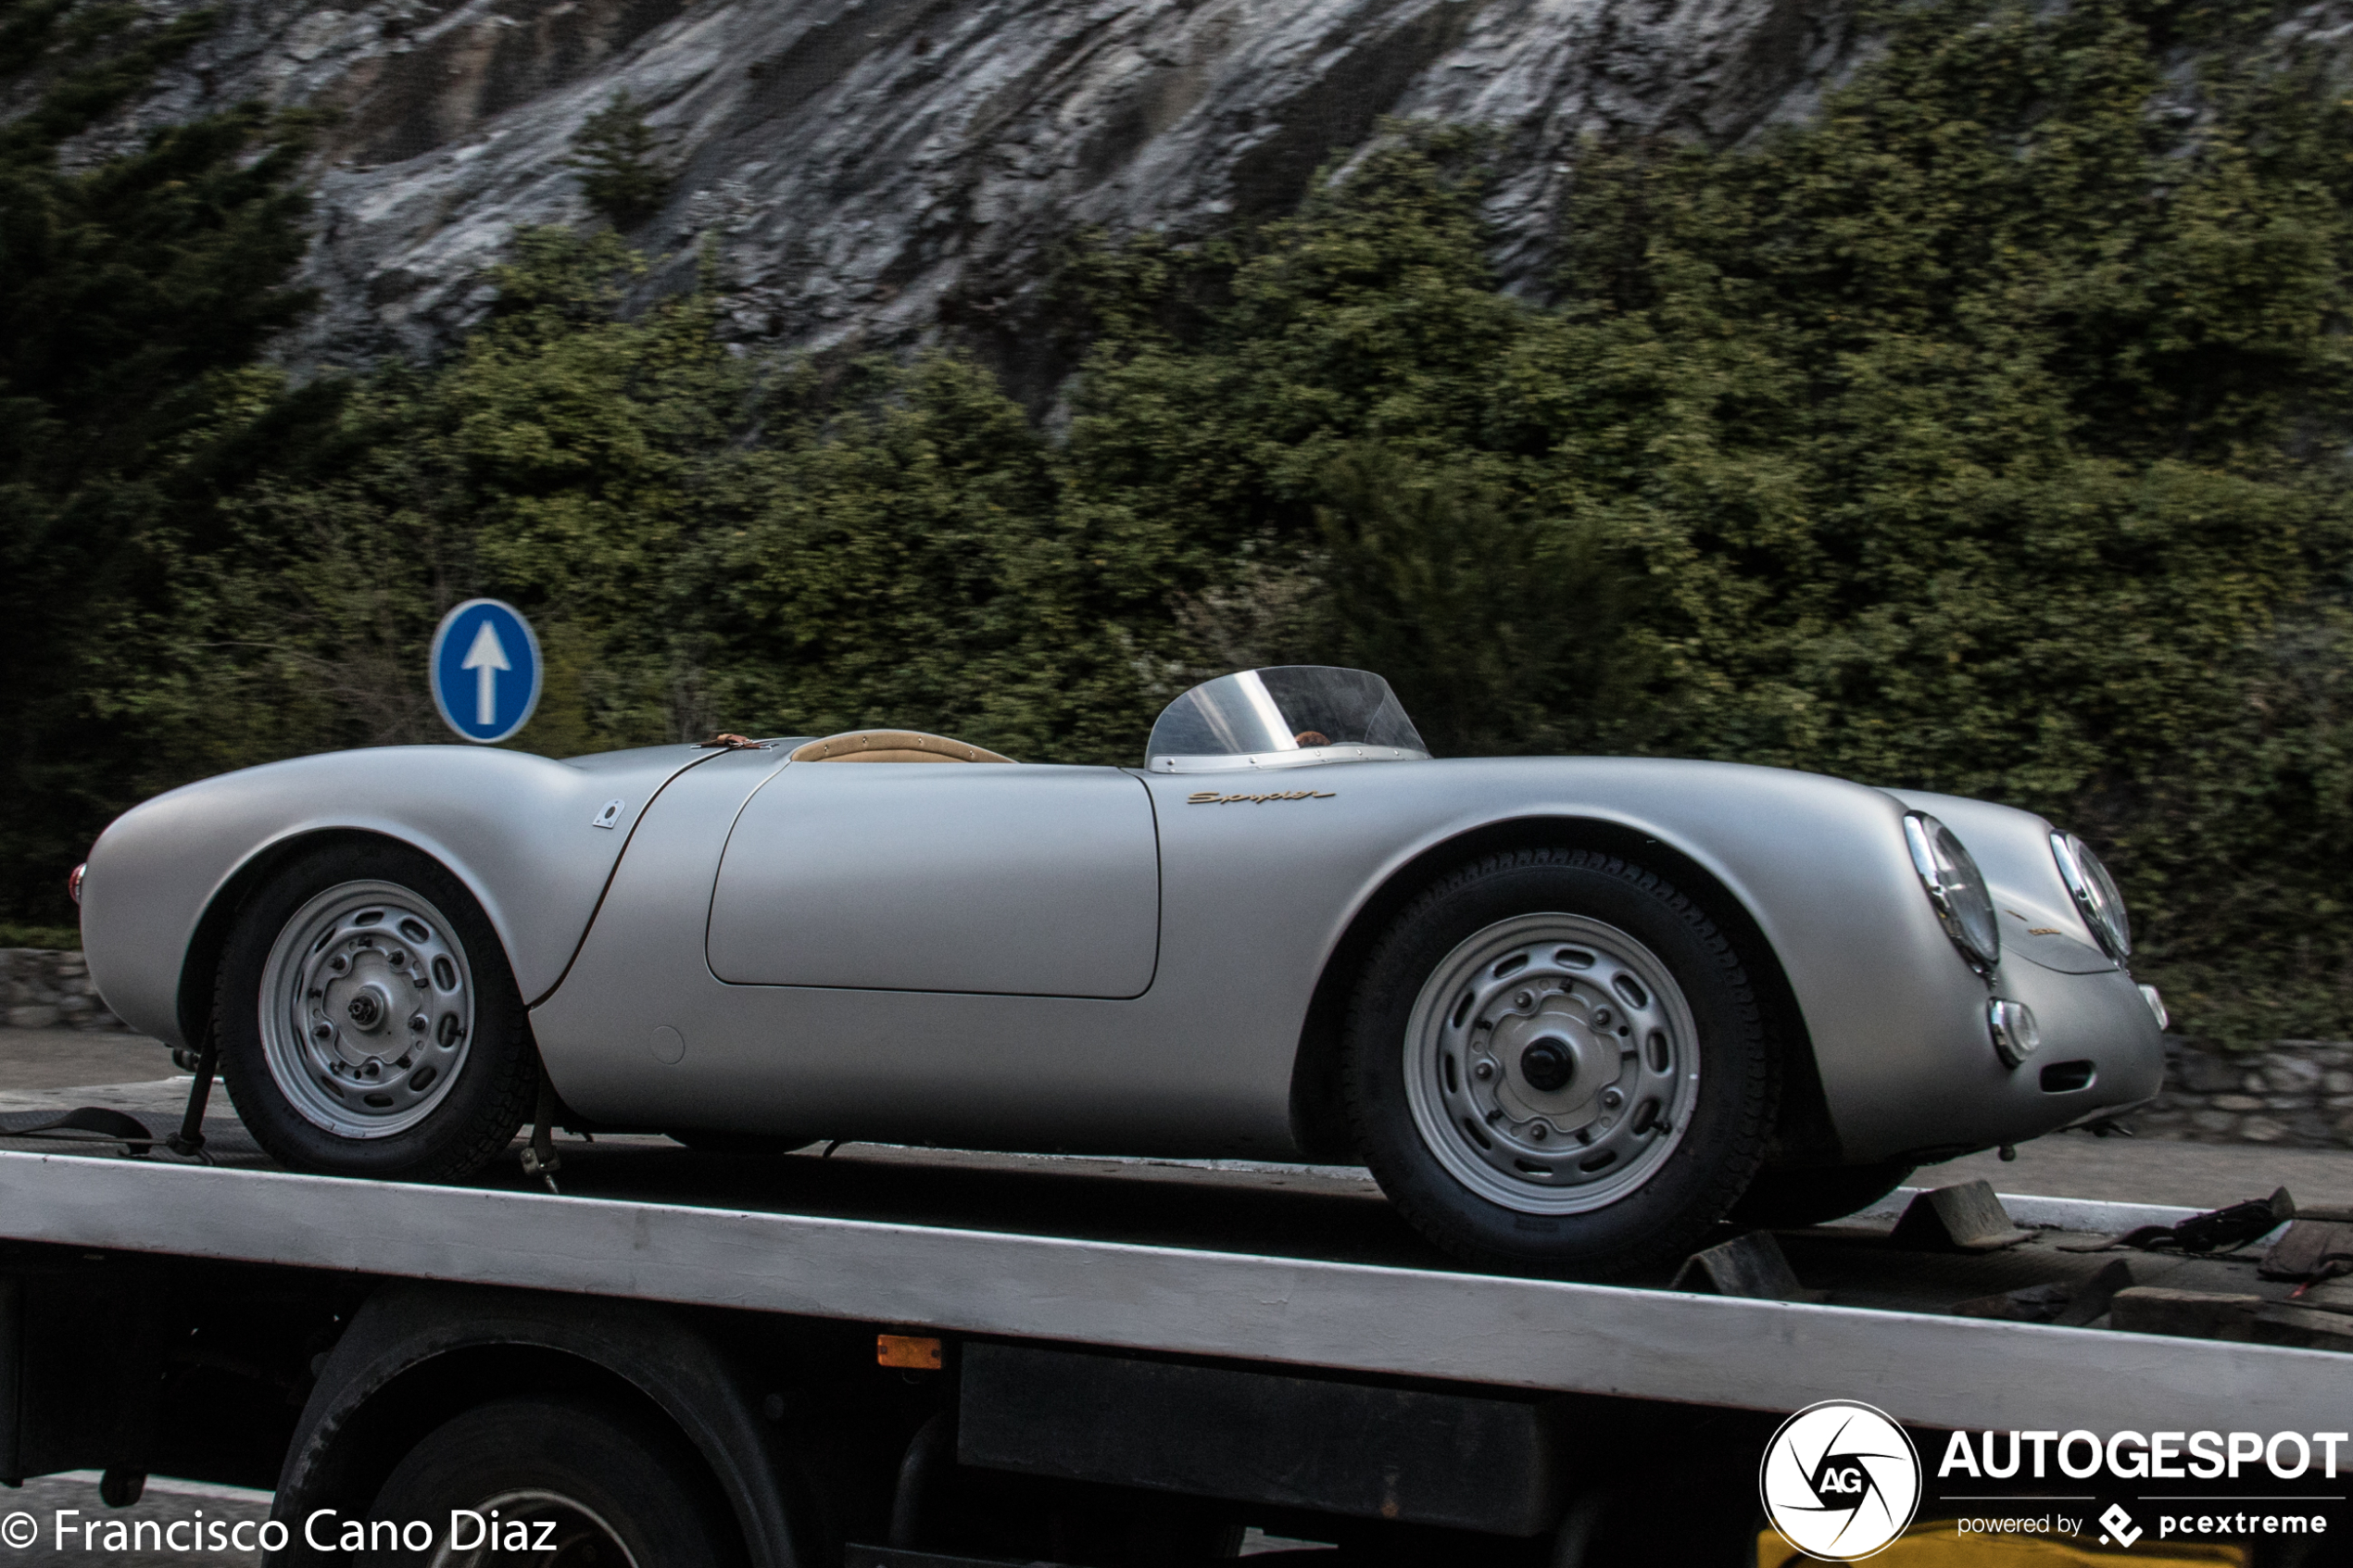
[76,665,2164,1275]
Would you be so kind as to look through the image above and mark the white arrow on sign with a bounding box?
[460,619,510,727]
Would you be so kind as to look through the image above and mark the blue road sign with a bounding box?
[430,598,542,745]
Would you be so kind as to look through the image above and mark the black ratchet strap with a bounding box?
[0,1106,159,1155]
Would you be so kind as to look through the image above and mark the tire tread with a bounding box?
[1340,847,1780,1277]
[211,840,538,1182]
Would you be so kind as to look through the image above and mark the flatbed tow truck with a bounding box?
[0,1109,2347,1566]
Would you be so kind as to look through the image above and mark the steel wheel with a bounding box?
[217,838,535,1180]
[1343,847,1778,1277]
[258,879,476,1139]
[1403,913,1699,1213]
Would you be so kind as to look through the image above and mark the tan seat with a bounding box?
[787,729,1016,764]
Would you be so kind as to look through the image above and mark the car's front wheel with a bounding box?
[1342,848,1779,1278]
[215,839,536,1180]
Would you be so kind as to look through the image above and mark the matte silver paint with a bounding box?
[526,754,2159,1162]
[0,1152,2336,1435]
[81,742,718,1046]
[82,740,2162,1164]
[708,763,1160,997]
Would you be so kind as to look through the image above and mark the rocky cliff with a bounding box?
[41,0,1878,391]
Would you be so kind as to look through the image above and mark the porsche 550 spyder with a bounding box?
[76,665,2165,1276]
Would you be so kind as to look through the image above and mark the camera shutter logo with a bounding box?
[1759,1399,1922,1561]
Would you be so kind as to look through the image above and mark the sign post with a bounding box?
[429,598,542,744]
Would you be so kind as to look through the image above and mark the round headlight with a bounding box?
[2052,831,2132,960]
[1904,812,2001,972]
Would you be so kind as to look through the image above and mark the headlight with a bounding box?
[2051,831,2132,960]
[1988,998,2042,1067]
[1904,812,2000,972]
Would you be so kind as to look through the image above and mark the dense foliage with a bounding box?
[0,0,318,947]
[8,0,2352,1042]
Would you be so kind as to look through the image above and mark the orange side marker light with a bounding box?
[877,1334,943,1370]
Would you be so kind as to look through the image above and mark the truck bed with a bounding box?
[0,1123,2342,1436]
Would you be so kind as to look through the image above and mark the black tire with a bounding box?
[1730,1160,1916,1229]
[668,1132,817,1156]
[367,1394,739,1565]
[1342,848,1779,1278]
[215,839,536,1181]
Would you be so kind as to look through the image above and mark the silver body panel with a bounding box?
[81,743,2163,1161]
[81,743,716,1047]
[709,763,1161,997]
[0,1152,2336,1435]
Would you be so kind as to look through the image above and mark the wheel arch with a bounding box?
[1286,815,1841,1170]
[273,1281,812,1567]
[173,827,513,1053]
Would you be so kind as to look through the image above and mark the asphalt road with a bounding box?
[0,1028,174,1091]
[0,1474,271,1567]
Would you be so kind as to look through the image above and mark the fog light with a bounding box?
[2138,984,2169,1030]
[1989,998,2041,1068]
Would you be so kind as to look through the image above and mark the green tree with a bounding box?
[1061,3,2353,1040]
[567,91,669,230]
[0,0,317,923]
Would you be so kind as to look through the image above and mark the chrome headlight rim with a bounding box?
[1903,812,2001,973]
[2050,830,2132,960]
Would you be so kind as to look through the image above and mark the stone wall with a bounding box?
[2134,1038,2353,1150]
[0,949,132,1032]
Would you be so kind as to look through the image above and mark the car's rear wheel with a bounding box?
[215,839,536,1180]
[367,1394,739,1565]
[1343,848,1779,1278]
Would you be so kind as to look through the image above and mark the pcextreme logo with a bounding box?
[1760,1400,1924,1562]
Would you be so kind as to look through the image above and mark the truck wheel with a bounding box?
[215,840,535,1181]
[1730,1161,1916,1228]
[1342,848,1778,1278]
[368,1394,738,1565]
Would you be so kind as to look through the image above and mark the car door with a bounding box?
[705,761,1161,997]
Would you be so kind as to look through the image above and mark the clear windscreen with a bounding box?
[1146,667,1428,769]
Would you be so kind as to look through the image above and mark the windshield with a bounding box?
[1145,667,1428,773]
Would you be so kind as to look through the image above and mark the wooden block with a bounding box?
[2251,1303,2353,1350]
[1672,1231,1821,1301]
[1890,1180,2033,1251]
[2109,1286,2262,1341]
[2293,1279,2353,1316]
[2258,1220,2353,1282]
[2053,1260,2136,1327]
[1952,1282,2070,1322]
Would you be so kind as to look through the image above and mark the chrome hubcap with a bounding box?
[258,880,474,1138]
[1403,912,1698,1213]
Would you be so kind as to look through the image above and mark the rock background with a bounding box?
[1,949,131,1032]
[30,0,1867,397]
